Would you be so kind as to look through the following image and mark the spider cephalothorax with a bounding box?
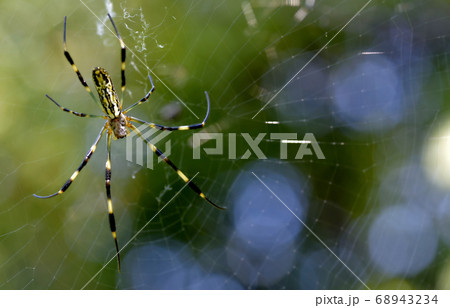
[109,113,128,139]
[34,14,223,271]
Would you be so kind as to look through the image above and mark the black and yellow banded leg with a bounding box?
[127,91,211,131]
[105,131,121,271]
[129,124,225,210]
[124,75,155,113]
[45,94,106,119]
[33,124,108,199]
[128,116,205,131]
[107,13,126,95]
[63,16,100,106]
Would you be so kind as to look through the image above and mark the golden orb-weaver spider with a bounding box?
[34,14,223,271]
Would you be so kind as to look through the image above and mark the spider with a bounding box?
[34,14,224,271]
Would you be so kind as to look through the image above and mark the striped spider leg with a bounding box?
[34,14,223,271]
[125,91,224,210]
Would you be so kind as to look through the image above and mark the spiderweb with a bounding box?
[1,0,450,290]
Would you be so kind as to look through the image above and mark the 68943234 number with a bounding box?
[375,294,438,305]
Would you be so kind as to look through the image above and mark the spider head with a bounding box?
[110,113,128,139]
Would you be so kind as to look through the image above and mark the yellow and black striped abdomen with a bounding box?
[93,67,121,118]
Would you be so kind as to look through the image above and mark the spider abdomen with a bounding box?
[93,67,121,118]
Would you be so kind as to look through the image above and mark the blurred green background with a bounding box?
[1,0,450,289]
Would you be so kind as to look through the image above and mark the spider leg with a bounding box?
[124,74,155,113]
[63,16,100,107]
[128,117,204,131]
[127,91,211,131]
[129,123,225,210]
[107,14,126,98]
[45,94,106,119]
[33,123,108,198]
[105,130,121,271]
